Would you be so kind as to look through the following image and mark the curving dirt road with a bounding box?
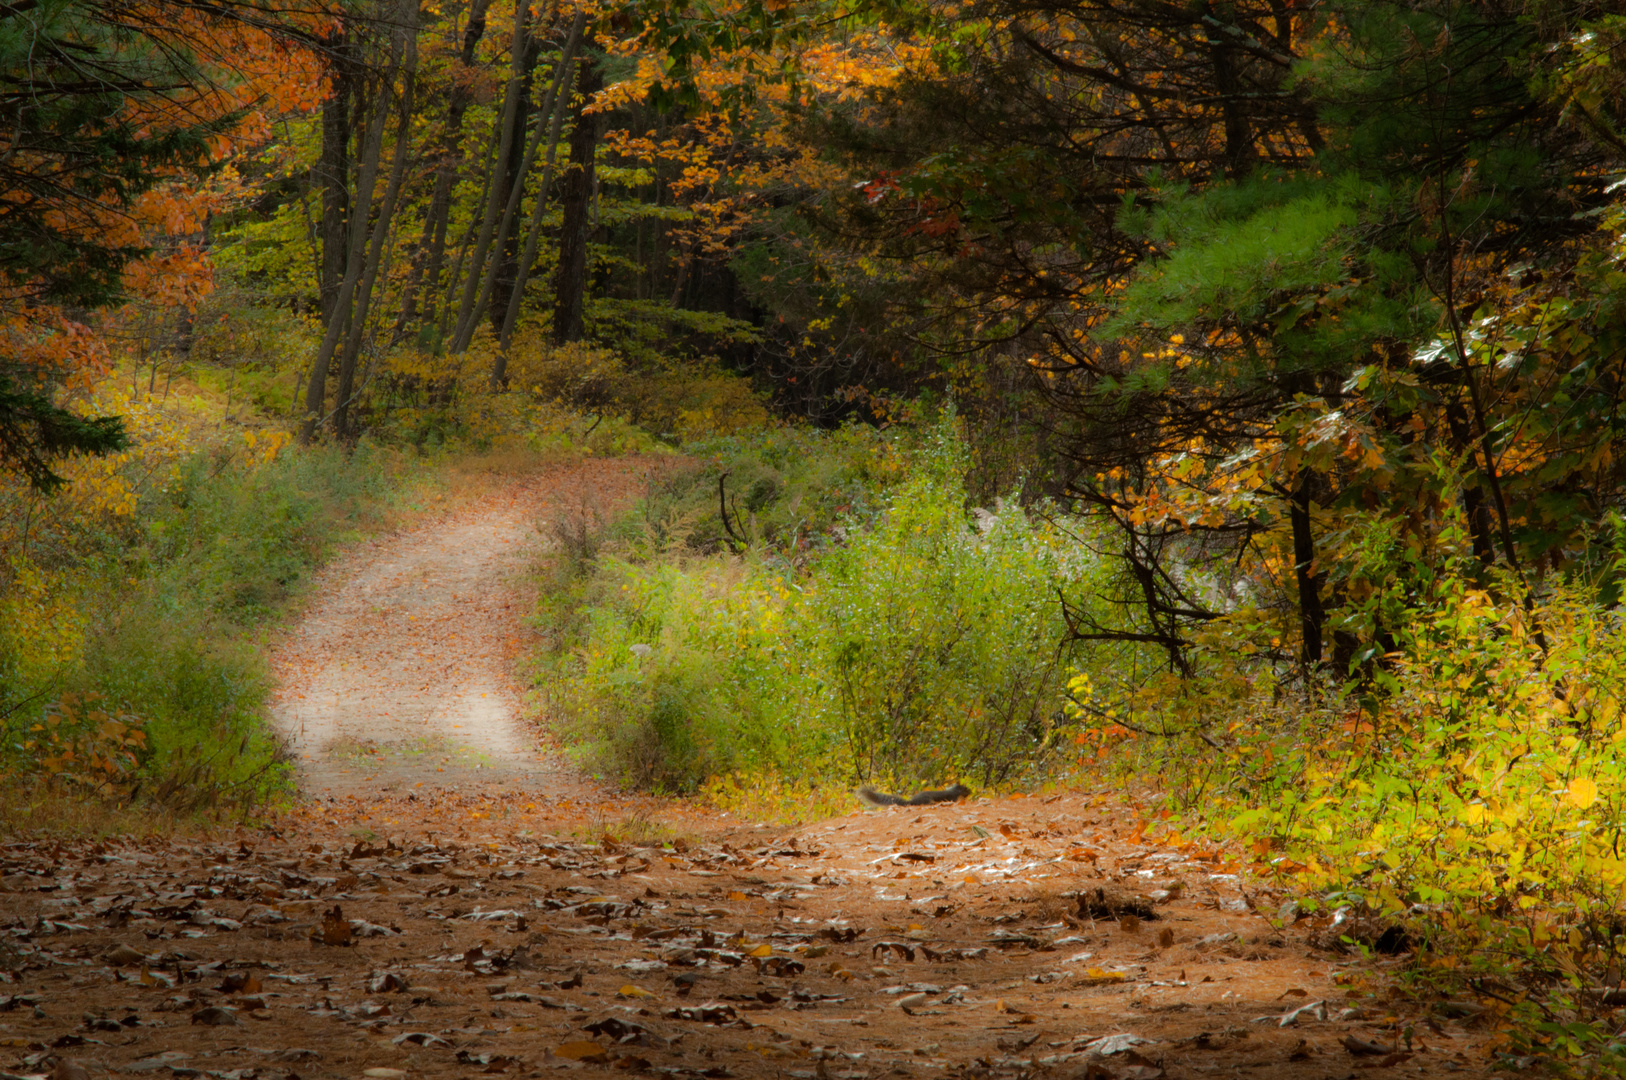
[53,455,1474,1080]
[269,457,663,797]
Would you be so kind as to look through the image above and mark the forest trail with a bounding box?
[0,460,1495,1080]
[268,457,664,798]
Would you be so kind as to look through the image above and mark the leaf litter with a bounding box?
[1,462,1494,1080]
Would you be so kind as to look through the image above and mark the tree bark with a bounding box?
[490,12,586,386]
[1288,468,1325,668]
[448,0,531,353]
[335,6,419,441]
[468,23,546,345]
[434,129,500,349]
[394,0,492,342]
[552,54,603,346]
[317,28,353,325]
[300,25,395,443]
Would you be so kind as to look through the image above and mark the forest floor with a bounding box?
[0,460,1497,1080]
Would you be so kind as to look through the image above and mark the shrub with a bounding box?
[1058,508,1626,1071]
[540,418,1107,795]
[0,431,420,822]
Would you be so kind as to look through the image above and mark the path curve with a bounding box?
[269,457,660,797]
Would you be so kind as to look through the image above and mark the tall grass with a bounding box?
[0,440,421,827]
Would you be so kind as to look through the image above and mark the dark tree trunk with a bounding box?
[487,30,543,332]
[317,30,353,325]
[1207,35,1252,178]
[1443,399,1498,565]
[447,0,531,353]
[1289,468,1325,668]
[552,55,603,345]
[336,11,418,442]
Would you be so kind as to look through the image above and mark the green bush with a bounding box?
[0,441,418,817]
[539,418,1110,793]
[614,423,902,558]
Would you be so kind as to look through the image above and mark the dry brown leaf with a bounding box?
[318,904,352,946]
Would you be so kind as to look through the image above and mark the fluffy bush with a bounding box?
[540,420,1107,794]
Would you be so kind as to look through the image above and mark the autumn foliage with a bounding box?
[9,0,1626,1068]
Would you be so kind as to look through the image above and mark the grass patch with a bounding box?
[0,435,432,831]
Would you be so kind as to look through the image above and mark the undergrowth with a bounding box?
[531,416,1117,811]
[0,404,426,830]
[1063,511,1626,1073]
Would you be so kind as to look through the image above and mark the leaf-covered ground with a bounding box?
[0,463,1494,1080]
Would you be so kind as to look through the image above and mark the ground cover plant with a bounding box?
[0,377,429,823]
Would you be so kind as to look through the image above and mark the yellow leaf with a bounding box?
[617,985,655,999]
[1568,776,1599,810]
[750,944,772,957]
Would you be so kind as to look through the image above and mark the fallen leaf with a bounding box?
[553,1041,609,1063]
[189,1006,238,1027]
[318,904,352,946]
[393,1032,452,1048]
[51,1060,89,1080]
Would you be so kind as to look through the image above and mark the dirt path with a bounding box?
[269,458,663,798]
[0,461,1499,1080]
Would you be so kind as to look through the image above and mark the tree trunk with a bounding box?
[300,30,395,443]
[552,54,603,346]
[317,29,353,325]
[1443,399,1498,565]
[434,130,500,349]
[491,13,586,386]
[483,29,545,335]
[394,0,492,341]
[335,7,419,441]
[448,0,531,353]
[1288,468,1325,668]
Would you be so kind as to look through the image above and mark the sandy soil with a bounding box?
[268,458,667,798]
